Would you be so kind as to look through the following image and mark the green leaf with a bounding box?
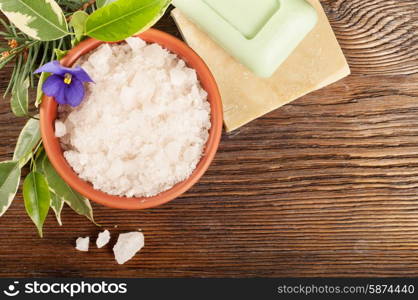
[96,0,117,8]
[11,77,29,117]
[0,161,20,217]
[35,150,63,225]
[13,118,41,168]
[70,10,88,41]
[34,147,46,172]
[23,171,51,237]
[35,72,50,108]
[85,0,171,42]
[0,0,69,41]
[50,192,64,226]
[42,155,95,223]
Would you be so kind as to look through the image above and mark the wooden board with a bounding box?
[0,0,418,277]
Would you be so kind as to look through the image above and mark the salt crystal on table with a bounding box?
[96,230,111,248]
[75,237,89,252]
[113,231,145,265]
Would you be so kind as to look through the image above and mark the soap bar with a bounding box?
[171,0,350,132]
[172,0,317,78]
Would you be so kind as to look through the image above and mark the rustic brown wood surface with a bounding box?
[1,0,418,278]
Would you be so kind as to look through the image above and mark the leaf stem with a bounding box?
[30,152,36,171]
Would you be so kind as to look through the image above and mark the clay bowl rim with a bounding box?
[40,28,223,210]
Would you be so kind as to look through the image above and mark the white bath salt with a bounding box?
[96,230,111,248]
[75,236,89,252]
[125,36,146,50]
[113,231,145,265]
[54,120,66,138]
[56,37,211,197]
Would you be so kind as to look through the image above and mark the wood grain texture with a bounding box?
[0,0,418,278]
[323,0,418,75]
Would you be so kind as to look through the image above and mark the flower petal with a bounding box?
[35,61,94,83]
[68,67,94,83]
[54,85,67,105]
[65,78,85,107]
[34,61,64,75]
[42,75,65,99]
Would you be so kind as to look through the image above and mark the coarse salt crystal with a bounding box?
[54,120,66,138]
[113,231,144,265]
[170,68,187,86]
[96,230,111,248]
[75,236,89,252]
[56,38,211,197]
[126,37,146,50]
[88,44,112,64]
[142,44,167,67]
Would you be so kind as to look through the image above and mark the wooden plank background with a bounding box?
[0,0,418,277]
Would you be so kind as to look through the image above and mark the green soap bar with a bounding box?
[172,0,318,78]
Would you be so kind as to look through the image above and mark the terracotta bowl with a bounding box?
[40,29,223,210]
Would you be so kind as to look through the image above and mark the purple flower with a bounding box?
[34,61,94,107]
